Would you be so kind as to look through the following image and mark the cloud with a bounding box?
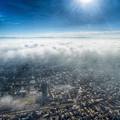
[0,37,120,65]
[0,38,119,74]
[0,94,38,111]
[0,36,120,110]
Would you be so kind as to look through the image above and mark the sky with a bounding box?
[0,0,120,35]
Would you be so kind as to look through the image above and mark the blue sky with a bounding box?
[0,0,120,35]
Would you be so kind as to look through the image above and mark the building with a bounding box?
[41,81,48,105]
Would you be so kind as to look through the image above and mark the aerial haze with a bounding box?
[0,0,120,119]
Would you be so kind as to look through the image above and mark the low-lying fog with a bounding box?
[0,35,120,111]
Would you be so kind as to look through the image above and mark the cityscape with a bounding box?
[0,38,120,120]
[0,0,120,119]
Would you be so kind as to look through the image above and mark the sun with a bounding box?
[81,0,93,4]
[77,0,94,5]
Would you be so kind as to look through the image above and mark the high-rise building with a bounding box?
[41,81,48,105]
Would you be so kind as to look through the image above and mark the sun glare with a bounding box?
[77,0,94,5]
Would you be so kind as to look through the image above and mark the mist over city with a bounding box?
[1,0,120,119]
[0,33,120,119]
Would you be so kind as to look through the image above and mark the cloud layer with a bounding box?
[0,37,120,110]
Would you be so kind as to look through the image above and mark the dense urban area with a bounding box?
[0,60,120,120]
